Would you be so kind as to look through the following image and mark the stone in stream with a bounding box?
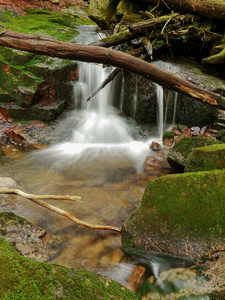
[185,143,225,172]
[167,136,221,171]
[0,237,138,299]
[122,169,225,260]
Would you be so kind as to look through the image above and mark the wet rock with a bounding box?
[150,141,162,151]
[181,127,192,136]
[0,238,138,299]
[4,128,36,150]
[162,131,175,147]
[174,135,184,144]
[167,136,221,171]
[17,86,35,108]
[185,143,225,172]
[26,98,68,122]
[200,125,207,135]
[88,0,117,29]
[0,177,19,188]
[144,156,161,173]
[122,169,225,260]
[191,126,201,136]
[0,212,60,262]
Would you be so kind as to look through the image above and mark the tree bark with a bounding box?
[0,30,225,109]
[137,0,225,21]
[91,14,177,47]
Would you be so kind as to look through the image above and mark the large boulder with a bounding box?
[167,136,221,171]
[88,0,118,29]
[0,7,91,122]
[185,143,225,172]
[0,238,138,299]
[122,169,225,260]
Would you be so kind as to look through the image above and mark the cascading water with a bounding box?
[132,75,138,119]
[0,26,211,300]
[155,83,164,138]
[172,91,178,125]
[33,26,151,174]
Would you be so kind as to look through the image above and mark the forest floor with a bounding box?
[0,0,87,15]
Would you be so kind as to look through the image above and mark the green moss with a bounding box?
[0,9,79,42]
[163,131,175,139]
[0,212,30,228]
[167,136,221,171]
[0,238,138,299]
[173,137,220,158]
[122,169,225,253]
[185,144,225,172]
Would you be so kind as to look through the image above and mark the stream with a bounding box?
[0,26,210,299]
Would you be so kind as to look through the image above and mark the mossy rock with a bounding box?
[167,137,221,171]
[88,0,118,29]
[163,131,175,140]
[185,144,225,172]
[215,129,225,143]
[122,169,225,259]
[0,238,138,299]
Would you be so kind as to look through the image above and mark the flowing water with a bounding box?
[0,26,210,299]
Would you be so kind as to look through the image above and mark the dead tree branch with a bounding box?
[0,187,122,233]
[86,68,120,102]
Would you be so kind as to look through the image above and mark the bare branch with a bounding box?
[0,187,122,233]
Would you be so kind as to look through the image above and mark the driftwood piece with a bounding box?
[0,187,122,233]
[0,30,224,109]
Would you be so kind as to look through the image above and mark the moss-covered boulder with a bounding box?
[215,129,225,143]
[185,144,225,173]
[167,136,221,171]
[0,7,93,121]
[0,238,138,299]
[88,0,118,29]
[122,169,225,260]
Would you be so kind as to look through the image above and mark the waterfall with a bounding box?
[155,84,164,138]
[119,73,125,112]
[172,91,178,125]
[32,26,151,174]
[132,75,138,119]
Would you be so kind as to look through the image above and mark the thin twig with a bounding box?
[0,187,122,233]
[161,11,175,34]
[0,187,81,201]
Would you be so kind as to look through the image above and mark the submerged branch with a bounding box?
[0,187,81,201]
[0,187,122,233]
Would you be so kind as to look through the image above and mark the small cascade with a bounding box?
[163,90,172,126]
[132,75,138,119]
[32,26,151,174]
[119,73,125,112]
[155,83,164,138]
[172,91,178,125]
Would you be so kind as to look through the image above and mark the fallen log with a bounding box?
[136,0,225,21]
[0,187,122,233]
[0,30,225,109]
[91,13,178,47]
